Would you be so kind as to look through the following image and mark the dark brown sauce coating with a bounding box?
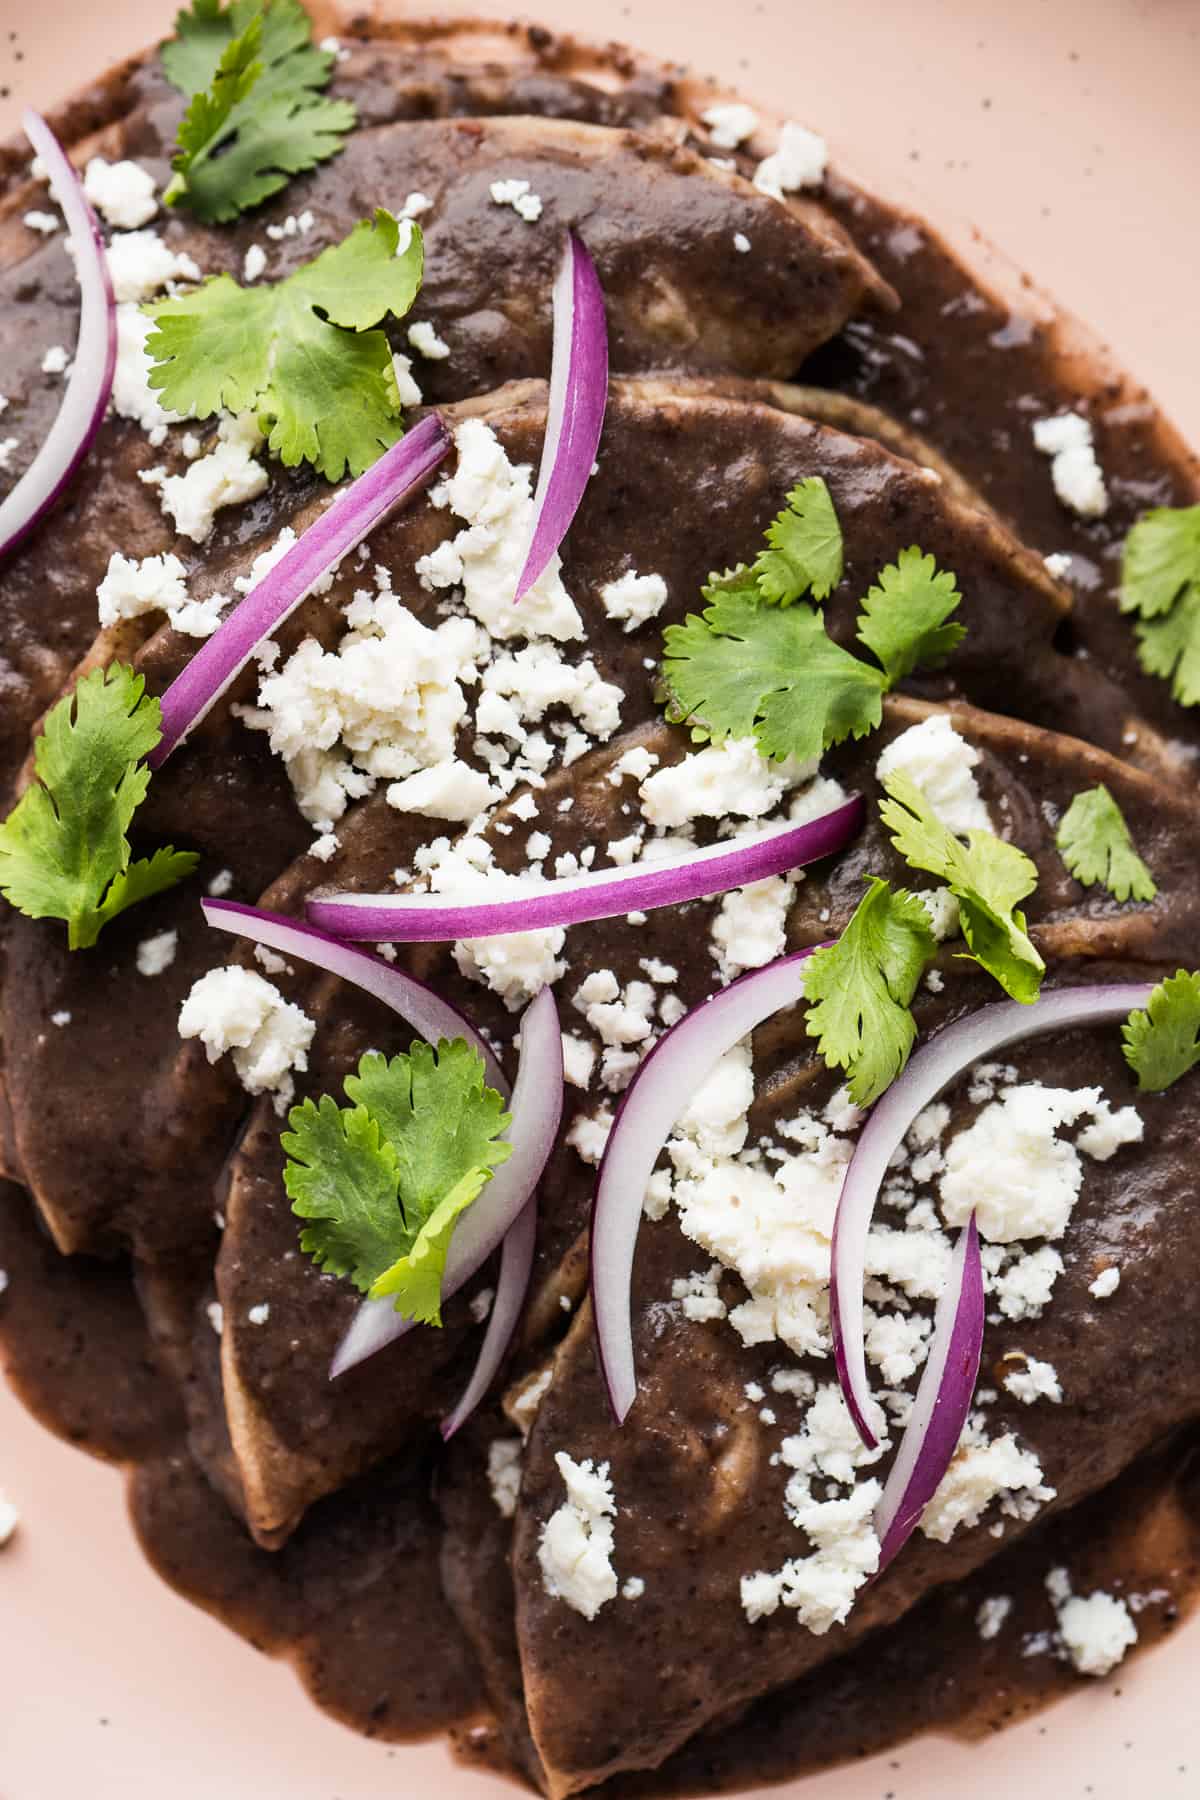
[2,22,1200,1796]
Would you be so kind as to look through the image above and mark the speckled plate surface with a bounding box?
[1,3,1198,1797]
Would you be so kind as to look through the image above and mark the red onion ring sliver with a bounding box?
[331,983,564,1380]
[831,982,1155,1449]
[150,412,451,765]
[0,113,116,561]
[513,230,608,602]
[591,947,824,1424]
[308,795,864,942]
[202,898,506,1092]
[441,1196,538,1439]
[873,1214,984,1571]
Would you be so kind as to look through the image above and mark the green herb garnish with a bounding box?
[283,1041,512,1324]
[144,209,423,482]
[1122,971,1200,1093]
[162,0,355,223]
[752,477,844,603]
[0,665,197,950]
[1056,784,1157,903]
[1119,505,1200,706]
[803,878,937,1105]
[879,771,1045,1002]
[660,483,963,762]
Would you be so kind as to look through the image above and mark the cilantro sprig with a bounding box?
[162,0,355,223]
[283,1041,512,1324]
[660,484,963,763]
[879,771,1045,1002]
[803,879,936,1104]
[1122,971,1200,1093]
[1119,505,1200,706]
[0,665,197,950]
[144,209,424,481]
[1056,784,1157,903]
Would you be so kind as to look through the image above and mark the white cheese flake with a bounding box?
[599,569,669,632]
[487,1438,523,1517]
[1033,412,1109,519]
[1056,1589,1137,1677]
[753,121,828,199]
[157,412,268,543]
[489,176,544,222]
[179,966,315,1115]
[136,928,178,978]
[538,1453,618,1620]
[1002,1354,1062,1406]
[408,320,451,360]
[1089,1265,1121,1300]
[875,715,990,835]
[83,156,157,228]
[702,101,759,148]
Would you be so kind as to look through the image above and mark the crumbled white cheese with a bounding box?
[733,232,751,254]
[921,1429,1053,1542]
[640,739,817,828]
[538,1453,618,1620]
[672,1264,727,1322]
[864,1308,932,1385]
[408,320,451,360]
[411,836,565,1010]
[741,1477,881,1634]
[1033,413,1109,519]
[50,1009,72,1028]
[1002,1355,1062,1406]
[391,350,422,407]
[621,1576,645,1600]
[711,875,796,981]
[247,1302,270,1326]
[1076,1100,1143,1161]
[875,715,990,835]
[977,1594,1014,1640]
[566,1107,613,1166]
[386,759,498,822]
[575,974,657,1047]
[489,176,544,222]
[1089,1265,1121,1300]
[111,303,186,435]
[83,156,157,228]
[753,121,828,199]
[40,344,70,375]
[941,1083,1111,1243]
[179,965,315,1114]
[702,101,759,148]
[105,229,199,303]
[1056,1590,1137,1677]
[1044,552,1073,581]
[599,569,669,632]
[481,642,623,740]
[401,191,433,219]
[136,929,178,978]
[243,242,267,282]
[23,209,59,234]
[992,1246,1065,1321]
[487,1438,523,1518]
[310,832,338,863]
[157,413,268,543]
[416,420,584,642]
[97,550,226,638]
[206,1301,224,1335]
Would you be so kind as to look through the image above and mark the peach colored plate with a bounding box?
[1,4,1198,1797]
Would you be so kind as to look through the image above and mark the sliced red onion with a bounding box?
[513,231,608,602]
[201,898,505,1091]
[0,112,116,561]
[149,412,451,766]
[592,947,824,1424]
[308,795,864,942]
[441,1197,537,1440]
[832,981,1155,1449]
[874,1214,983,1572]
[331,982,564,1381]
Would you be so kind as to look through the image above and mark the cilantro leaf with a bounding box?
[283,1042,512,1325]
[856,546,965,684]
[1119,506,1200,705]
[803,878,936,1105]
[661,580,886,762]
[144,210,423,481]
[1121,970,1200,1092]
[1055,784,1157,903]
[879,771,1045,1002]
[0,666,197,950]
[162,0,354,223]
[752,478,844,603]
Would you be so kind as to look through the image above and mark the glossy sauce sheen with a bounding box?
[1,21,1200,1795]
